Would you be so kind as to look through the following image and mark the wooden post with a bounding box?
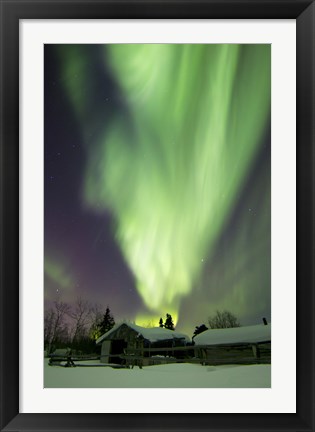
[252,344,261,360]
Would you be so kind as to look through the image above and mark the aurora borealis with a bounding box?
[45,44,271,333]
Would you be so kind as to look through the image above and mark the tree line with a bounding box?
[158,310,240,337]
[44,301,240,354]
[193,310,240,338]
[44,298,115,354]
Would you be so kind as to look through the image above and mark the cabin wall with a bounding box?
[99,325,141,364]
[195,343,271,365]
[100,340,111,363]
[98,324,190,365]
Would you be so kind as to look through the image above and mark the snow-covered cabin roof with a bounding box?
[96,322,191,345]
[193,324,271,346]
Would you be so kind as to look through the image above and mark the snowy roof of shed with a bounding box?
[193,324,271,346]
[96,322,191,345]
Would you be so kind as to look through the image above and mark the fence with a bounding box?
[118,342,271,367]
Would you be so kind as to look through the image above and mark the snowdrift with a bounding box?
[193,324,271,346]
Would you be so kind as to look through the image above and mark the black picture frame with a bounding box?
[0,1,314,431]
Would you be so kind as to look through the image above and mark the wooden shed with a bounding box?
[96,322,191,366]
[193,324,271,365]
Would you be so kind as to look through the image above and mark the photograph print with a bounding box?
[44,44,271,388]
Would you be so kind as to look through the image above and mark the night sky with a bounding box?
[44,44,271,335]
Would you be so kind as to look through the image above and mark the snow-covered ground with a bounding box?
[44,359,271,388]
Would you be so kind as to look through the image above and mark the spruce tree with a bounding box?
[99,306,115,335]
[159,317,164,328]
[164,313,175,330]
[193,324,208,338]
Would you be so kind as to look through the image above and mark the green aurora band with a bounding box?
[59,44,270,321]
[45,257,74,290]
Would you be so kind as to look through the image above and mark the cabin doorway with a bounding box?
[110,339,127,364]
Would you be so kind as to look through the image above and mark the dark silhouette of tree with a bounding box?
[164,313,175,330]
[159,317,164,328]
[44,301,71,353]
[89,304,105,341]
[193,324,208,338]
[44,308,56,350]
[68,297,92,342]
[44,301,116,355]
[99,306,115,335]
[208,310,240,329]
